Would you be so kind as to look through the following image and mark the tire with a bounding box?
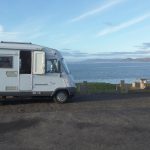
[53,90,68,103]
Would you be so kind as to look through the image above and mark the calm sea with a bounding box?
[68,62,150,84]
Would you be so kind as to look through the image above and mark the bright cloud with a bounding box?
[0,19,47,42]
[0,25,4,32]
[70,0,125,22]
[0,24,21,41]
[97,13,150,37]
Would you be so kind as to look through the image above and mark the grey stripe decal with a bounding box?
[34,84,48,86]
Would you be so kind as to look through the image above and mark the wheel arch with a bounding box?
[52,88,69,97]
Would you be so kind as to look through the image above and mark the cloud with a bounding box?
[13,20,47,41]
[0,24,20,35]
[0,25,4,32]
[61,50,90,62]
[27,32,47,40]
[61,48,150,62]
[61,50,88,57]
[0,18,48,42]
[136,42,150,50]
[97,13,150,37]
[89,51,150,58]
[60,39,76,45]
[70,0,124,23]
[58,35,81,46]
[0,24,21,41]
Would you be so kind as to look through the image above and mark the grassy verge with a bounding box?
[76,82,116,94]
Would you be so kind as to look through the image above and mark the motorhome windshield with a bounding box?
[46,59,60,73]
[62,59,70,74]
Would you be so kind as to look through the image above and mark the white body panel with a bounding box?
[0,50,19,92]
[20,74,32,91]
[33,74,66,92]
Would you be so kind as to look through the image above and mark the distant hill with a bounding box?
[81,58,150,63]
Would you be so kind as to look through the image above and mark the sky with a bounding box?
[0,0,150,61]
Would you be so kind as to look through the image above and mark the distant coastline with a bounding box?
[80,58,150,63]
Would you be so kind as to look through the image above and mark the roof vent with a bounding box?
[1,41,32,44]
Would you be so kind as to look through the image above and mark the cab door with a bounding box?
[33,51,45,74]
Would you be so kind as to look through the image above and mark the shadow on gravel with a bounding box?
[70,92,150,103]
[0,92,150,106]
[0,118,41,134]
[0,97,53,106]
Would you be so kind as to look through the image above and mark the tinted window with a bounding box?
[46,59,60,73]
[0,56,13,68]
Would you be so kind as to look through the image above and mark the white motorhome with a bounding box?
[0,41,76,103]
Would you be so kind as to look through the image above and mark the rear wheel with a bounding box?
[53,91,68,103]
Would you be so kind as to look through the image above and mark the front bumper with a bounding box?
[67,87,76,97]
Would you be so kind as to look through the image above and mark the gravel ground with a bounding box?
[0,93,150,150]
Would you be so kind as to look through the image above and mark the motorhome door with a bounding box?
[19,51,32,91]
[0,50,19,92]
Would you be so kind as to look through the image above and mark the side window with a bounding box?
[46,59,60,73]
[0,56,13,68]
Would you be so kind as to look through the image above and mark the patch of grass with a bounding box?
[76,82,116,94]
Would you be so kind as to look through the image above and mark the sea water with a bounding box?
[68,62,150,84]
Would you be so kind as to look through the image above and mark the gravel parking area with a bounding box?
[0,93,150,150]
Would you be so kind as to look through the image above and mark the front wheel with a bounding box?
[53,91,68,103]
